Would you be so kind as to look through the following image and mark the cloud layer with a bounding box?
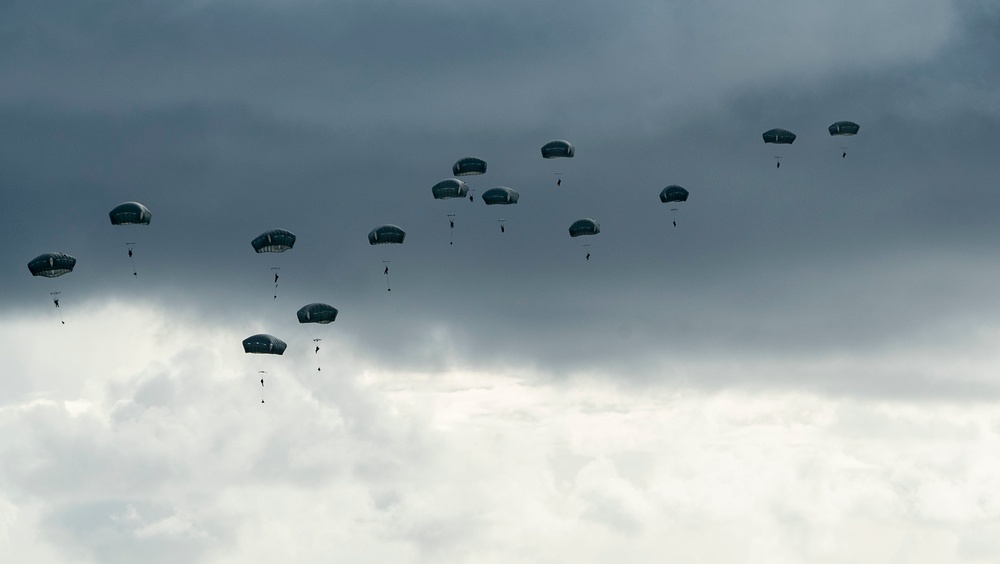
[2,1,999,561]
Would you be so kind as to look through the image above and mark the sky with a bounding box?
[2,1,1000,562]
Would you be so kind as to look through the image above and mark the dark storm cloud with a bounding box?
[0,0,624,127]
[2,0,998,400]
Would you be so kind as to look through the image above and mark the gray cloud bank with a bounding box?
[2,2,999,395]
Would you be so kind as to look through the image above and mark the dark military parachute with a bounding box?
[541,140,575,159]
[109,202,152,225]
[297,303,339,324]
[28,253,76,277]
[828,121,860,136]
[762,128,796,144]
[242,334,287,355]
[481,187,519,205]
[829,121,860,158]
[453,157,487,176]
[244,334,286,403]
[368,224,406,245]
[659,185,689,203]
[110,202,152,276]
[661,186,689,228]
[569,218,601,237]
[252,229,296,253]
[432,178,470,200]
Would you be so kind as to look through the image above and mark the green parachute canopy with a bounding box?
[297,303,339,324]
[28,252,76,277]
[109,201,152,225]
[659,185,689,203]
[481,187,519,205]
[242,334,287,355]
[569,218,601,237]
[541,140,575,159]
[432,178,470,200]
[252,229,296,253]
[828,121,860,136]
[368,224,406,245]
[453,157,487,176]
[762,128,796,144]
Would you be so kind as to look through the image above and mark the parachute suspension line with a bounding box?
[271,267,280,300]
[50,291,65,325]
[447,213,456,246]
[498,218,506,234]
[125,241,138,276]
[313,338,322,372]
[583,244,591,261]
[383,260,391,292]
[671,208,679,228]
[841,145,848,159]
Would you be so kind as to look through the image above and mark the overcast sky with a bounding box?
[2,1,1000,562]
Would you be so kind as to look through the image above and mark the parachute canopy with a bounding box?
[242,333,287,355]
[297,303,339,324]
[569,218,601,237]
[109,201,152,225]
[481,187,519,205]
[762,128,796,144]
[453,157,487,176]
[432,178,470,200]
[368,224,406,245]
[28,252,76,278]
[541,140,575,159]
[829,121,860,136]
[252,229,296,253]
[659,185,689,203]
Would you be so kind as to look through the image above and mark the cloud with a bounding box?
[2,2,1000,562]
[2,302,1000,562]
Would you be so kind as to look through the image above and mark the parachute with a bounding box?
[297,304,337,372]
[109,202,152,225]
[762,128,796,168]
[243,333,287,355]
[433,180,468,245]
[481,187,519,205]
[569,219,600,259]
[28,253,76,278]
[482,188,519,234]
[252,229,296,253]
[569,218,601,237]
[109,201,152,276]
[762,128,796,144]
[659,185,689,203]
[660,185,689,228]
[368,224,406,245]
[542,140,574,185]
[829,121,860,157]
[28,253,76,323]
[297,303,339,324]
[369,225,405,291]
[828,121,860,136]
[252,229,296,299]
[432,178,470,200]
[243,333,286,404]
[541,140,575,159]
[453,157,487,176]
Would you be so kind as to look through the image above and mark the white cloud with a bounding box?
[2,278,1000,564]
